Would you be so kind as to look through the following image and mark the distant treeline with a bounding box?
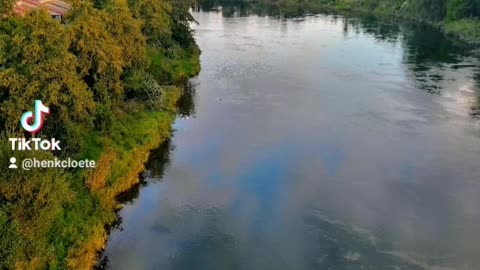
[0,0,199,269]
[201,0,480,20]
[199,0,480,42]
[318,0,480,21]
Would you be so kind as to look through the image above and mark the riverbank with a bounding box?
[0,0,201,268]
[67,85,187,269]
[216,0,480,45]
[444,19,480,44]
[63,55,201,268]
[0,76,199,270]
[320,0,480,46]
[315,1,480,45]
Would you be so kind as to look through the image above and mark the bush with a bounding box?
[447,0,469,21]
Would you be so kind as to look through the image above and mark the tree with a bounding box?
[67,2,125,105]
[0,11,95,139]
[447,0,468,20]
[128,0,173,46]
[169,0,198,48]
[0,0,16,17]
[104,0,148,69]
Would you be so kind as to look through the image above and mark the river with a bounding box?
[101,6,480,270]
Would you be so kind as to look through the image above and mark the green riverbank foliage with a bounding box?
[0,0,200,269]
[322,0,480,43]
[203,0,480,43]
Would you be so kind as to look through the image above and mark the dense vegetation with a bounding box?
[201,0,480,43]
[0,0,200,269]
[317,0,480,43]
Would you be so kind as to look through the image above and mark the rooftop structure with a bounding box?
[14,0,70,20]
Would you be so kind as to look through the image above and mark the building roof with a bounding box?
[14,0,70,16]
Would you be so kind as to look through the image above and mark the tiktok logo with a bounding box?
[9,100,62,152]
[20,100,50,134]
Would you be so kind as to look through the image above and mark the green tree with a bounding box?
[66,1,125,131]
[168,0,199,47]
[0,140,75,269]
[104,0,147,69]
[447,0,468,20]
[128,0,173,45]
[0,0,200,268]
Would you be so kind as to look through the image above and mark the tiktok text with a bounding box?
[9,138,61,151]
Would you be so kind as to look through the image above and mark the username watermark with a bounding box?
[9,157,96,171]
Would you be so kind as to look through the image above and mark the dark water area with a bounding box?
[101,5,480,270]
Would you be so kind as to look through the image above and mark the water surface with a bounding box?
[102,7,480,270]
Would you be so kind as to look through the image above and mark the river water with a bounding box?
[101,6,480,270]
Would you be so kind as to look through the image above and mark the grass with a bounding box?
[148,45,201,83]
[335,0,354,11]
[445,19,480,44]
[65,88,182,269]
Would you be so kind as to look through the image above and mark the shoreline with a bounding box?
[59,48,200,269]
[0,1,202,268]
[225,0,480,46]
[312,4,480,46]
[70,85,192,269]
[327,6,480,46]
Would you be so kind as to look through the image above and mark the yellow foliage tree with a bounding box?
[0,11,95,135]
[67,2,125,102]
[104,0,148,69]
[128,0,173,45]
